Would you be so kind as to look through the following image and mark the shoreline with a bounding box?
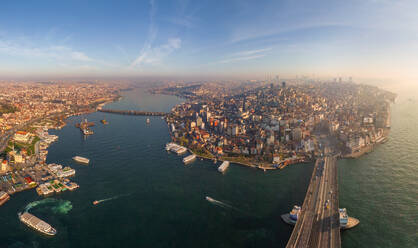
[0,94,121,204]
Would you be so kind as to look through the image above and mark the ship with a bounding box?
[218,161,230,173]
[183,154,197,164]
[281,205,301,225]
[165,142,187,155]
[18,212,57,236]
[0,191,10,206]
[72,156,90,164]
[82,128,94,135]
[339,208,360,229]
[281,206,360,229]
[146,118,150,124]
[100,119,108,124]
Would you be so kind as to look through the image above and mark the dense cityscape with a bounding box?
[1,1,417,247]
[0,82,122,206]
[157,80,396,169]
[0,79,396,202]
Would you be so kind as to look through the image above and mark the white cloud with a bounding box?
[129,0,181,68]
[231,47,272,57]
[0,39,93,62]
[219,54,265,64]
[217,47,270,64]
[130,38,181,67]
[71,51,93,62]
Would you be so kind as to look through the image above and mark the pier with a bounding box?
[286,151,341,248]
[98,109,167,116]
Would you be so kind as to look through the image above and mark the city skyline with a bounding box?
[1,0,417,81]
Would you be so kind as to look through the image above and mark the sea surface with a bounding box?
[0,86,416,247]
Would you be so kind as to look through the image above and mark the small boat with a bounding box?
[100,119,108,124]
[205,196,215,202]
[93,200,99,205]
[146,118,150,124]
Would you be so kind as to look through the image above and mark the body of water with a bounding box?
[0,87,416,247]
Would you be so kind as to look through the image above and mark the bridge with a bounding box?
[286,155,341,248]
[98,109,167,116]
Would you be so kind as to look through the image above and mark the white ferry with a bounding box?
[339,208,360,229]
[218,161,230,173]
[72,156,90,164]
[281,206,359,229]
[165,142,176,151]
[19,212,57,236]
[339,208,348,227]
[165,143,188,155]
[183,154,197,164]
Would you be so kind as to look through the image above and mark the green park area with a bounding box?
[4,136,40,156]
[0,103,18,115]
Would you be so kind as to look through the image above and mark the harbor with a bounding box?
[0,88,413,248]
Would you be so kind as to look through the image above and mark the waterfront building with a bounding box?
[13,131,31,143]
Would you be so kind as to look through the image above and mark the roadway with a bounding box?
[286,153,340,248]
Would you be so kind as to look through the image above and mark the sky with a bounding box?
[0,0,417,80]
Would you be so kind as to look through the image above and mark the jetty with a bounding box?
[98,109,167,116]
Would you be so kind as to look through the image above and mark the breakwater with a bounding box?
[98,108,167,116]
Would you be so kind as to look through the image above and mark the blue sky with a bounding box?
[0,0,417,79]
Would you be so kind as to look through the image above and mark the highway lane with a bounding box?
[286,155,341,248]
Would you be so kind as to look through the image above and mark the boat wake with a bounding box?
[205,196,249,215]
[24,198,73,214]
[95,193,130,204]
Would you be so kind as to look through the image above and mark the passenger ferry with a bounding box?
[183,154,197,164]
[218,161,230,173]
[0,191,10,206]
[289,205,301,224]
[165,142,187,155]
[19,212,57,236]
[72,156,90,164]
[281,206,360,229]
[281,205,301,225]
[339,208,360,229]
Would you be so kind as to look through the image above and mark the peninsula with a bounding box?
[154,80,396,169]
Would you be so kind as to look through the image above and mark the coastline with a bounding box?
[0,94,121,204]
[163,95,394,170]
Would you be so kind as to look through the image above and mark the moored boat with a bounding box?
[183,154,196,164]
[281,205,301,225]
[0,191,10,206]
[218,161,229,173]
